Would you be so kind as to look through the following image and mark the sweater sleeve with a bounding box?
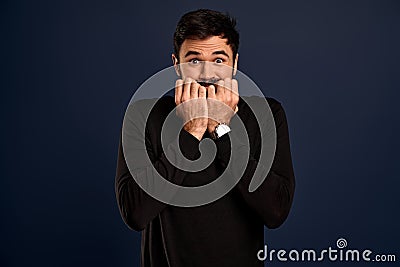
[115,101,201,231]
[213,101,295,229]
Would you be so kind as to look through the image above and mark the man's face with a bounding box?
[172,36,238,86]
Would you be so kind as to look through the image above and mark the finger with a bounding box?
[198,85,206,99]
[182,77,192,102]
[224,78,232,104]
[207,84,216,99]
[231,79,239,108]
[224,78,232,92]
[175,79,183,105]
[190,80,200,99]
[215,80,225,100]
[231,79,239,96]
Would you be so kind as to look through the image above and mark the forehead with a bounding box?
[179,36,233,56]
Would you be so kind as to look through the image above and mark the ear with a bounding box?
[233,53,239,76]
[172,54,181,76]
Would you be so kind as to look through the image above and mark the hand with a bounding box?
[206,78,239,133]
[175,78,208,140]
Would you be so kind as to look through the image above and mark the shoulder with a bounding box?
[265,97,284,114]
[127,96,175,117]
[238,96,288,130]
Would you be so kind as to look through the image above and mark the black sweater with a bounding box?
[115,95,295,267]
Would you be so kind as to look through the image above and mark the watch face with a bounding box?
[215,124,231,138]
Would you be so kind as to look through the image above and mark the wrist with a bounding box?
[207,120,219,133]
[183,125,206,141]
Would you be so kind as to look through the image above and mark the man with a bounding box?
[116,9,295,267]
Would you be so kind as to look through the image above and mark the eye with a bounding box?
[215,58,224,64]
[189,59,200,64]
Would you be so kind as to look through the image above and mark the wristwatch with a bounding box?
[210,123,231,140]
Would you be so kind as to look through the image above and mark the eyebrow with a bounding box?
[212,50,230,58]
[184,50,230,58]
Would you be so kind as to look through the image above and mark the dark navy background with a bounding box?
[1,0,399,266]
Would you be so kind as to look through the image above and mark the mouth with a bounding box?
[197,79,219,88]
[198,82,213,87]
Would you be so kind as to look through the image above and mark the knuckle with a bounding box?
[176,79,183,87]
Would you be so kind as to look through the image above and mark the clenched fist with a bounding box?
[175,78,208,140]
[206,78,239,133]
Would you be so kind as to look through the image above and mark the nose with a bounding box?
[199,61,214,80]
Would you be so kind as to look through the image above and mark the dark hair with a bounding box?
[173,9,239,61]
